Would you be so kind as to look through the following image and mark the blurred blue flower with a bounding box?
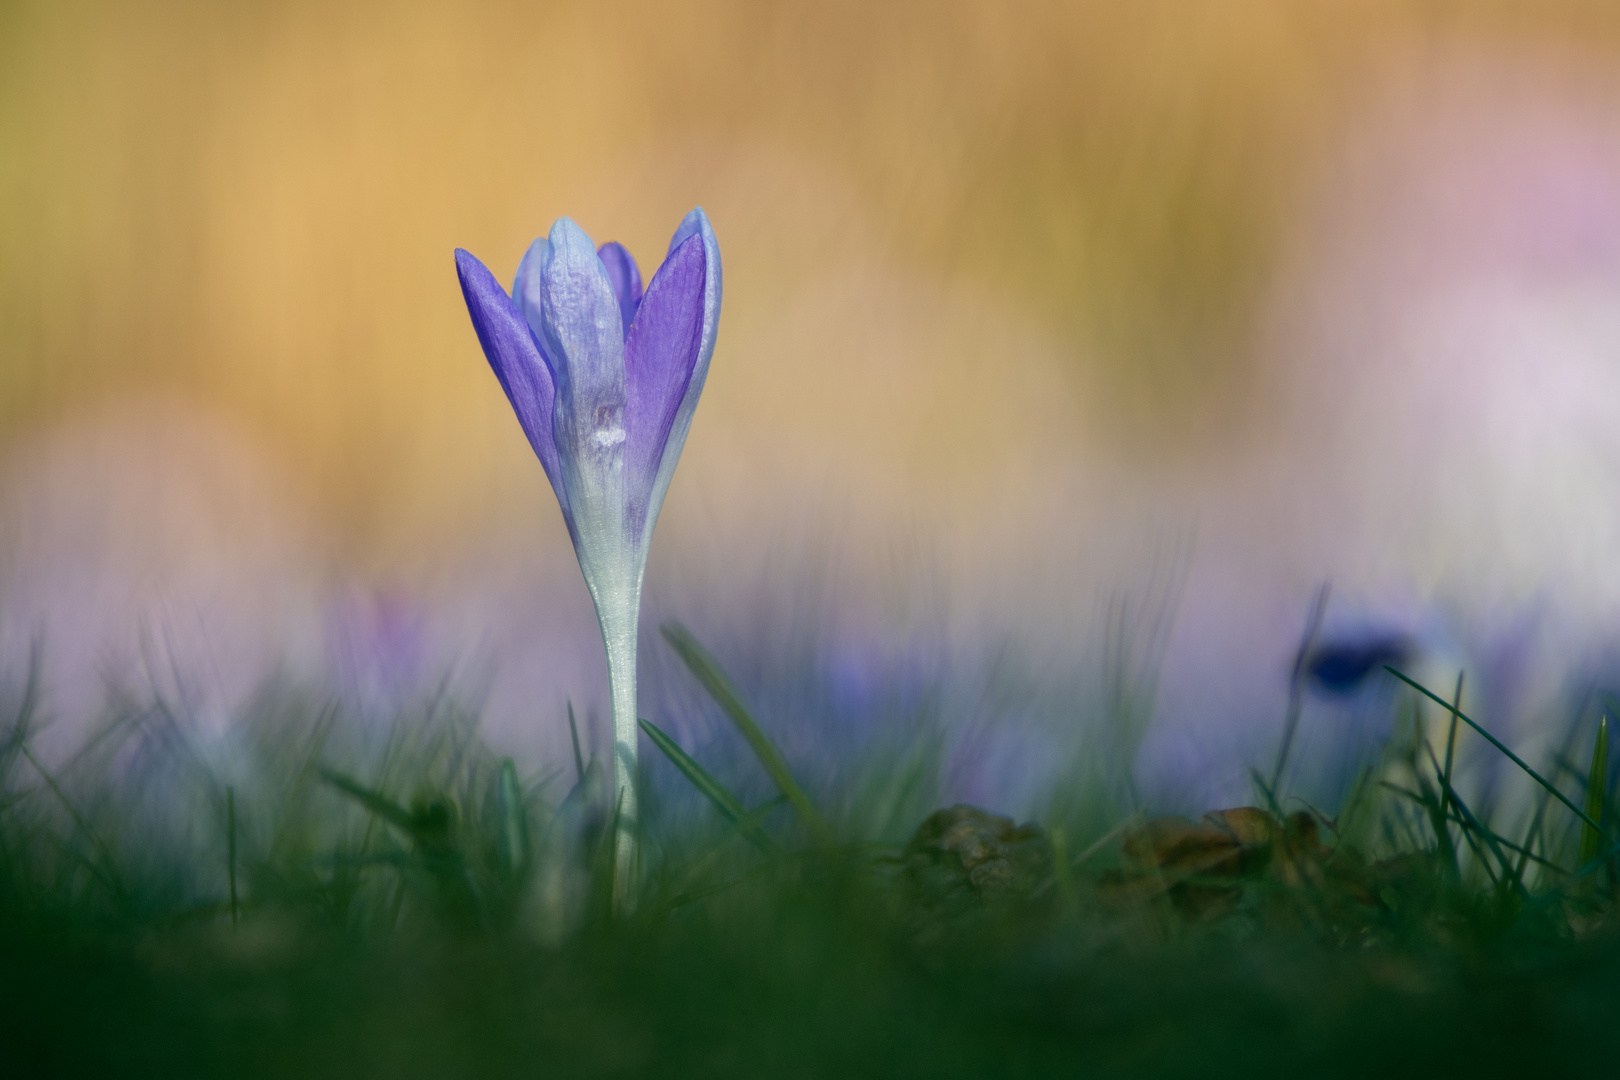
[454,209,722,894]
[1303,634,1413,695]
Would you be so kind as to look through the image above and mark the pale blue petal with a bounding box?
[596,241,643,339]
[533,218,629,578]
[512,237,554,379]
[535,218,626,423]
[667,209,704,255]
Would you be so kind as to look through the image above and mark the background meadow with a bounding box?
[8,0,1620,864]
[16,4,1620,1075]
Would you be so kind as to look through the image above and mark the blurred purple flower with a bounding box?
[329,588,428,717]
[454,210,722,894]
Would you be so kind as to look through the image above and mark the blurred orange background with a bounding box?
[3,0,1573,537]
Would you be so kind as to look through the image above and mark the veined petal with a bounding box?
[533,218,627,437]
[596,241,644,339]
[454,248,570,523]
[528,219,630,583]
[632,207,722,546]
[623,232,705,539]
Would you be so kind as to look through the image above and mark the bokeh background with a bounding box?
[7,0,1620,813]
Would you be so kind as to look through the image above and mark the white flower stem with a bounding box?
[595,585,641,912]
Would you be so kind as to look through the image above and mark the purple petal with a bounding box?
[632,208,722,545]
[623,232,706,540]
[454,248,570,523]
[596,241,644,339]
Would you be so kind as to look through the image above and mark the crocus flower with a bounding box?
[454,209,721,897]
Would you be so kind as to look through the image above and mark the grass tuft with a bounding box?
[1579,716,1609,869]
[661,621,836,844]
[1,641,1620,1074]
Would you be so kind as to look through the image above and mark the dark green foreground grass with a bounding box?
[8,874,1620,1078]
[3,627,1620,1078]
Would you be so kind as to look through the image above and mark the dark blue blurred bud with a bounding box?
[1304,635,1414,694]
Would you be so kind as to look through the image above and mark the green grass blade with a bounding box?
[1377,780,1428,806]
[661,622,835,843]
[660,797,791,908]
[567,702,586,785]
[1427,747,1518,888]
[4,638,43,764]
[1386,666,1610,841]
[1048,826,1077,910]
[1579,716,1609,867]
[1070,811,1145,869]
[226,785,239,926]
[1439,671,1464,824]
[639,718,777,853]
[1441,808,1565,876]
[318,767,418,832]
[1248,767,1281,817]
[1269,582,1330,797]
[1417,726,1460,876]
[1330,765,1376,860]
[729,797,788,844]
[495,758,528,878]
[1513,792,1551,885]
[21,743,127,904]
[637,717,746,822]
